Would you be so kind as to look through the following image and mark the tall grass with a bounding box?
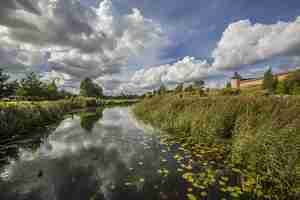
[0,97,98,136]
[133,94,300,198]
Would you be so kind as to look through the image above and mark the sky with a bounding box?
[0,0,300,94]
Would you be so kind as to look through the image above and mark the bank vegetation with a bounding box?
[133,95,300,199]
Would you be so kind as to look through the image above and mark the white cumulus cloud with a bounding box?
[212,17,300,68]
[124,16,300,93]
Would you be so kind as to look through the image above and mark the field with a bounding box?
[133,94,300,199]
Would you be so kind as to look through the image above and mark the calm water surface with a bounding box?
[0,107,190,200]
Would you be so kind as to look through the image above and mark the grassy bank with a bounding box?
[101,99,140,106]
[133,95,300,199]
[0,97,98,136]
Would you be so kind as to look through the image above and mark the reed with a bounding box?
[133,94,300,198]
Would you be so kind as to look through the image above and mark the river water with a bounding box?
[0,107,191,200]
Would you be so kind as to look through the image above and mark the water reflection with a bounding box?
[0,107,186,200]
[79,108,104,132]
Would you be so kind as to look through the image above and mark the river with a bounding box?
[0,107,192,200]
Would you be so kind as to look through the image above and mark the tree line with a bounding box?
[0,69,104,100]
[262,68,300,95]
[145,67,300,98]
[145,80,206,97]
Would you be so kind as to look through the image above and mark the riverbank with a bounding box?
[133,95,300,199]
[0,98,141,138]
[0,97,99,137]
[101,99,140,106]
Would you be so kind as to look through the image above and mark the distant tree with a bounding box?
[174,83,184,93]
[0,68,10,97]
[158,85,167,95]
[16,72,46,97]
[184,85,194,92]
[60,89,73,98]
[194,80,205,89]
[232,72,242,79]
[5,80,19,97]
[283,70,300,94]
[80,78,92,97]
[80,78,103,97]
[45,80,59,100]
[226,82,231,89]
[262,68,277,93]
[194,80,205,96]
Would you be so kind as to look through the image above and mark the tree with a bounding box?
[80,78,103,97]
[232,72,242,79]
[184,85,194,92]
[5,80,19,97]
[194,80,205,89]
[174,83,184,93]
[262,68,277,93]
[226,82,231,89]
[0,68,10,97]
[158,85,167,95]
[45,80,59,100]
[16,72,46,97]
[279,70,300,94]
[194,80,205,96]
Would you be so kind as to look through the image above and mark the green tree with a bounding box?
[158,84,167,95]
[226,82,231,89]
[193,80,205,96]
[194,80,205,89]
[0,68,10,97]
[232,72,242,79]
[45,80,59,100]
[174,83,184,93]
[184,85,194,92]
[283,69,300,94]
[16,72,46,97]
[5,80,19,97]
[80,78,103,97]
[262,68,277,93]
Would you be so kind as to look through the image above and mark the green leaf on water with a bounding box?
[201,191,208,197]
[186,193,197,200]
[221,176,229,182]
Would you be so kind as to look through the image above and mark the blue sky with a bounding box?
[0,0,300,93]
[111,0,300,58]
[81,0,300,72]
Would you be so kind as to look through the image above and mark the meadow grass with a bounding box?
[133,94,300,199]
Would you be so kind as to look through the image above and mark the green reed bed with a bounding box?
[0,97,98,136]
[133,95,300,199]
